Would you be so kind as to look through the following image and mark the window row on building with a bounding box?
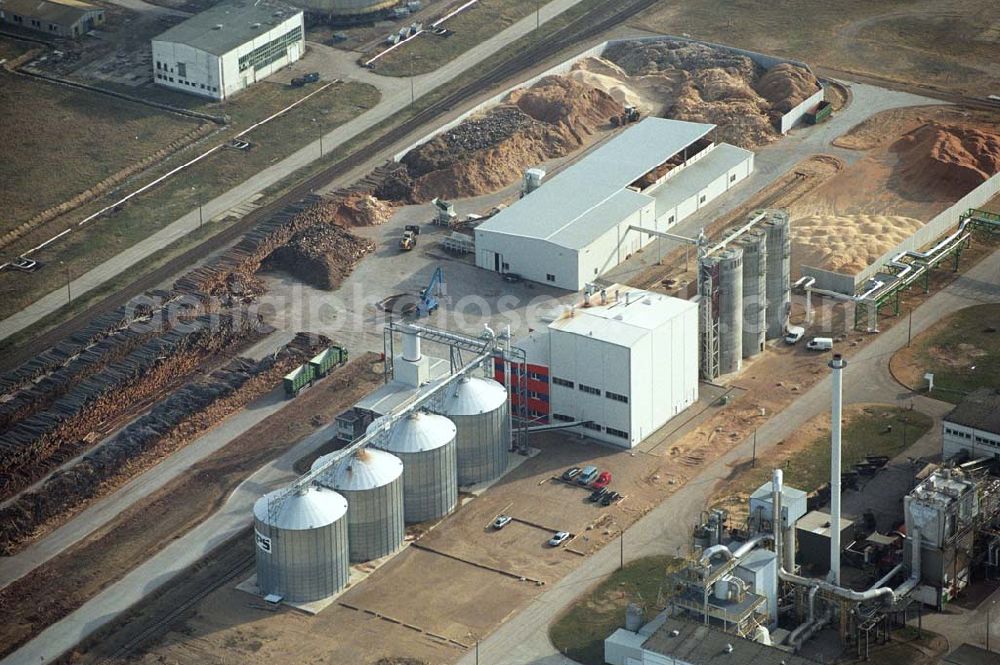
[946,426,1000,447]
[552,377,629,404]
[238,25,302,73]
[551,413,629,440]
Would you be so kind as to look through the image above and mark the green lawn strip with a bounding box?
[0,81,379,320]
[718,405,934,509]
[550,555,685,665]
[373,0,541,77]
[905,304,1000,403]
[0,70,202,230]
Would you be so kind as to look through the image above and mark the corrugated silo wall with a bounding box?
[764,215,791,339]
[718,248,744,375]
[254,515,349,603]
[739,231,767,358]
[342,477,404,562]
[452,400,510,486]
[398,440,458,523]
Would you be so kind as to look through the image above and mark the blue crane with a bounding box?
[417,266,444,317]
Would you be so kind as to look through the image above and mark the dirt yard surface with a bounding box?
[371,0,539,77]
[0,80,380,321]
[549,554,684,665]
[0,69,205,231]
[789,105,1000,276]
[0,356,382,659]
[601,40,820,148]
[632,0,1000,99]
[710,404,933,527]
[890,303,1000,402]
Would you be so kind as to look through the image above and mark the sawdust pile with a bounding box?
[382,76,623,203]
[792,214,925,275]
[567,56,682,115]
[263,223,376,290]
[891,122,1000,200]
[603,40,820,148]
[331,192,394,226]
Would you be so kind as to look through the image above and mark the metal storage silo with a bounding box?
[440,376,510,486]
[738,229,767,359]
[252,485,349,603]
[701,247,743,375]
[369,411,458,523]
[763,210,791,339]
[314,448,404,562]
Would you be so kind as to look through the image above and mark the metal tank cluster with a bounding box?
[699,209,790,379]
[253,367,511,604]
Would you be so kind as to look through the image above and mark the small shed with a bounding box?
[796,510,854,574]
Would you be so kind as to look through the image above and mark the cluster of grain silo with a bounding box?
[698,210,792,379]
[440,376,511,486]
[253,363,512,603]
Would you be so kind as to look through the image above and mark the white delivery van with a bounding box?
[806,337,833,351]
[784,325,805,344]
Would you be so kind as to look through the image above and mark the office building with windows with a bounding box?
[942,388,1000,461]
[151,0,303,100]
[495,284,699,448]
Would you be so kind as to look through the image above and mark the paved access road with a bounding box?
[456,248,1000,665]
[0,0,589,342]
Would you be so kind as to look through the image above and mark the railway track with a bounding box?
[95,551,256,664]
[0,0,658,373]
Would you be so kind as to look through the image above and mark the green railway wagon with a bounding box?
[283,364,314,398]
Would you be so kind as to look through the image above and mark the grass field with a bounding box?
[549,555,684,665]
[713,405,934,518]
[0,81,380,320]
[632,0,1000,98]
[0,70,205,230]
[890,304,1000,403]
[372,0,540,76]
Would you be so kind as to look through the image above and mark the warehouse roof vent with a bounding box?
[213,23,223,29]
[251,21,261,28]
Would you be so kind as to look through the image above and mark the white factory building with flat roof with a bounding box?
[504,284,699,449]
[152,0,303,100]
[474,117,754,291]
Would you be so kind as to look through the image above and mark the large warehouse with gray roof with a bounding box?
[474,117,754,291]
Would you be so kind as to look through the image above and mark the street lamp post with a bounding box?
[989,599,997,651]
[60,261,71,304]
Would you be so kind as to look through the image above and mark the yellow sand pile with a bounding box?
[791,214,925,275]
[566,56,681,116]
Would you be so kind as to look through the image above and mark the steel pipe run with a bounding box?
[771,469,898,650]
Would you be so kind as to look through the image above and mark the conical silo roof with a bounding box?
[367,411,456,453]
[441,376,507,416]
[314,447,403,491]
[253,485,348,530]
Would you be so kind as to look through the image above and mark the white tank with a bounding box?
[313,448,404,562]
[440,376,510,486]
[369,411,458,523]
[252,485,349,603]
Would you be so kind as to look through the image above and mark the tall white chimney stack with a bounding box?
[828,353,847,585]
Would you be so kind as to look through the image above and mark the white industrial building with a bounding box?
[474,118,754,291]
[501,284,699,449]
[152,0,304,100]
[942,388,1000,461]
